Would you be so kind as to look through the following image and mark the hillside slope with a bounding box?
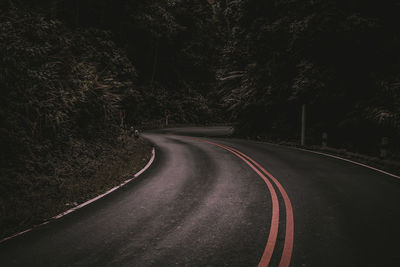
[0,8,152,239]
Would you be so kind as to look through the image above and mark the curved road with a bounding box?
[1,127,399,266]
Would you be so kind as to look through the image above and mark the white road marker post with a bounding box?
[380,137,389,159]
[301,104,306,146]
[164,109,170,127]
[322,132,328,148]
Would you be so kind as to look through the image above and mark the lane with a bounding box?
[163,127,400,266]
[195,138,282,266]
[213,137,400,267]
[2,126,399,267]
[0,132,272,266]
[211,141,294,267]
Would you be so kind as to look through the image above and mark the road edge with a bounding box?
[0,147,156,244]
[258,141,400,180]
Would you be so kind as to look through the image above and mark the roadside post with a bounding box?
[164,109,170,127]
[380,137,389,159]
[301,104,306,146]
[322,132,328,148]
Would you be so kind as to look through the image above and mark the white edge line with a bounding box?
[0,147,156,244]
[296,148,400,180]
[260,141,400,180]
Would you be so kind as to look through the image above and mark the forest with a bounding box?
[1,0,400,237]
[2,0,400,154]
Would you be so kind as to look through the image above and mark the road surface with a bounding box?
[1,126,399,266]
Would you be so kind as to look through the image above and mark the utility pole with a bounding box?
[301,104,306,146]
[75,0,80,28]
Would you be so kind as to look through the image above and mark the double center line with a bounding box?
[195,138,294,267]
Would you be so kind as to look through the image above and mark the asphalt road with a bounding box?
[1,126,399,266]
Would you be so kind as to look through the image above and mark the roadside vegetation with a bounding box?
[218,0,400,159]
[2,0,400,238]
[0,0,225,238]
[0,7,154,239]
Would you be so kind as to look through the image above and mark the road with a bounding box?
[1,126,399,266]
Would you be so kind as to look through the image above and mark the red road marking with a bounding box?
[189,137,294,267]
[221,144,294,267]
[168,134,294,266]
[196,139,280,266]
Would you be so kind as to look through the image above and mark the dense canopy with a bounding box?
[2,0,400,159]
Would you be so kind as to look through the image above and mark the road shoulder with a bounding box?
[0,137,154,241]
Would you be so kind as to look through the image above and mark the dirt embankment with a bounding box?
[0,136,153,240]
[0,8,155,239]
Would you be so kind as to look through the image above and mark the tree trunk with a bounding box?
[151,40,159,89]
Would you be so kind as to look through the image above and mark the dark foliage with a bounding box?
[0,5,158,237]
[218,0,400,156]
[12,0,224,124]
[0,6,136,163]
[1,0,400,239]
[0,1,225,236]
[2,0,400,225]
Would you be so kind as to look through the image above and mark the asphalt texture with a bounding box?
[1,126,399,266]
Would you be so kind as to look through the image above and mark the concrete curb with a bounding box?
[0,147,156,244]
